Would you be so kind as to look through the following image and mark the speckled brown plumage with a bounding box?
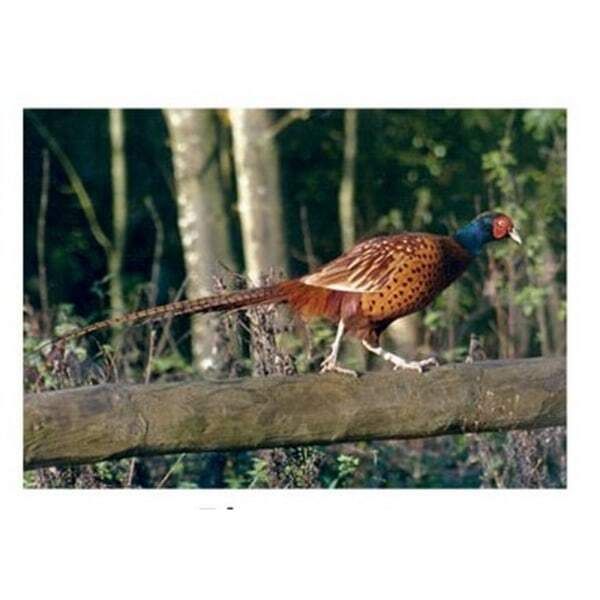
[279,233,472,344]
[59,233,471,344]
[52,212,522,373]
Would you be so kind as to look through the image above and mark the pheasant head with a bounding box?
[453,212,522,256]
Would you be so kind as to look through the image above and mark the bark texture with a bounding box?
[164,109,235,370]
[338,109,358,252]
[24,357,565,470]
[229,109,287,282]
[108,109,128,347]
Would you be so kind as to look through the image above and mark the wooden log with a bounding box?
[23,357,566,470]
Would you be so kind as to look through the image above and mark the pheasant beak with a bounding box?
[508,227,522,245]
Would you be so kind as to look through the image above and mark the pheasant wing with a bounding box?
[302,235,421,293]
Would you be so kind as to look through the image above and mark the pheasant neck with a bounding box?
[453,222,491,256]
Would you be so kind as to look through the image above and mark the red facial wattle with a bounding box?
[493,215,522,245]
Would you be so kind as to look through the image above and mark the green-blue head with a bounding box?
[454,212,522,256]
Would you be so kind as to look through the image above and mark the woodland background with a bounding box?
[23,108,566,489]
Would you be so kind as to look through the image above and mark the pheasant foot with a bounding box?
[362,341,438,373]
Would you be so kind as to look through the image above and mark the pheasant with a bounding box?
[49,212,521,374]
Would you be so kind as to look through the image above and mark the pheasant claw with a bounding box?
[319,353,358,377]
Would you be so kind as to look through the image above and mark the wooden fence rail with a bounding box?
[24,357,566,470]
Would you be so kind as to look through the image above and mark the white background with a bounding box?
[1,1,598,598]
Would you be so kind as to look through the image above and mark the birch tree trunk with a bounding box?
[229,109,287,282]
[338,109,357,251]
[164,109,236,371]
[108,109,128,348]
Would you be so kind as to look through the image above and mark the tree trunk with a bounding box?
[229,109,287,283]
[383,313,422,358]
[164,109,236,370]
[108,109,128,348]
[542,246,565,355]
[36,149,51,336]
[335,109,365,368]
[338,109,358,252]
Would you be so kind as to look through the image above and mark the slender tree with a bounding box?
[338,109,358,251]
[336,109,365,368]
[36,149,51,336]
[164,109,236,370]
[27,111,130,347]
[229,109,288,282]
[108,109,128,348]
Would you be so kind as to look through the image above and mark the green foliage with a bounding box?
[514,286,547,317]
[423,305,444,332]
[247,458,270,488]
[522,109,565,141]
[328,454,361,489]
[151,353,194,376]
[482,143,517,195]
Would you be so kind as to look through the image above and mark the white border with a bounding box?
[2,1,599,598]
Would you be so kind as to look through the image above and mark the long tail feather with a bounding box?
[38,284,288,350]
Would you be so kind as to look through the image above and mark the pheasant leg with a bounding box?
[362,340,438,373]
[319,320,358,377]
